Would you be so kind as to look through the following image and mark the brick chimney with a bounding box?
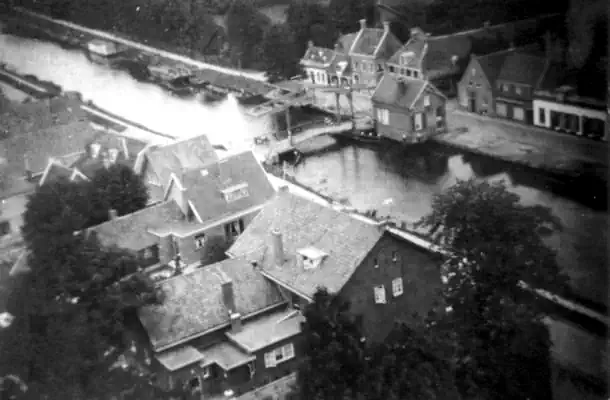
[359,19,366,30]
[230,312,242,333]
[271,228,284,266]
[108,209,118,220]
[382,21,390,33]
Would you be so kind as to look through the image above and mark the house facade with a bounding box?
[88,150,275,268]
[494,52,548,124]
[137,257,300,399]
[533,63,607,141]
[371,74,447,143]
[227,190,443,342]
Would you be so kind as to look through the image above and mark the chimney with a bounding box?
[108,209,118,220]
[382,21,390,33]
[334,43,340,53]
[230,312,242,334]
[308,40,314,49]
[270,228,284,266]
[359,19,366,30]
[222,280,236,312]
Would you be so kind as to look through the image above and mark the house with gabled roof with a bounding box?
[371,74,447,143]
[133,135,219,203]
[227,189,443,342]
[136,256,300,399]
[300,42,338,85]
[88,150,275,268]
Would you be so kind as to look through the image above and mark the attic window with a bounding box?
[297,247,328,270]
[108,148,119,163]
[221,183,249,203]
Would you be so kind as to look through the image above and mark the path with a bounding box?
[13,7,267,82]
[269,121,353,157]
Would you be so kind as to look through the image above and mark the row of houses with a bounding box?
[299,15,608,143]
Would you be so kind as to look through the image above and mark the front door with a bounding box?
[468,92,476,112]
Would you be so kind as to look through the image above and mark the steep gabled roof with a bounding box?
[143,135,219,189]
[138,257,284,351]
[227,191,384,298]
[497,52,548,86]
[372,75,430,109]
[471,50,511,86]
[301,46,336,67]
[170,151,274,227]
[350,26,402,59]
[38,160,74,186]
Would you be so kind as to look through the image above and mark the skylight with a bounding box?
[221,183,250,203]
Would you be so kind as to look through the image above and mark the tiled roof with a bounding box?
[144,135,219,188]
[138,257,284,351]
[328,52,351,76]
[199,341,255,370]
[352,28,385,56]
[0,120,100,178]
[301,46,336,66]
[497,52,547,86]
[155,345,204,372]
[372,74,427,109]
[177,150,275,226]
[0,94,87,137]
[38,160,73,186]
[88,200,187,252]
[387,37,427,66]
[336,33,357,54]
[473,50,511,86]
[227,191,384,298]
[227,309,303,352]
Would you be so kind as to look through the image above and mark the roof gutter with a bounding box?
[259,270,313,303]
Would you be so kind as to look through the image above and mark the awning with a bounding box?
[226,309,303,353]
[155,345,205,372]
[199,341,255,371]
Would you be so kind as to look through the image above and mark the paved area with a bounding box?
[307,88,373,117]
[441,105,608,178]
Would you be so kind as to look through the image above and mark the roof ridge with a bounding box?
[90,200,176,228]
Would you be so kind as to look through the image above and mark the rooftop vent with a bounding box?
[297,247,328,270]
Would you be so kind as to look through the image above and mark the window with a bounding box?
[413,70,419,79]
[188,377,201,390]
[373,258,379,268]
[248,361,256,379]
[392,251,398,262]
[400,68,406,75]
[202,366,211,379]
[513,107,525,121]
[376,108,390,125]
[392,278,404,297]
[361,63,367,72]
[369,63,375,73]
[139,245,159,267]
[222,183,250,203]
[264,343,295,368]
[406,69,412,77]
[414,113,423,130]
[424,95,430,107]
[108,148,119,163]
[388,65,396,73]
[538,107,546,125]
[194,233,205,249]
[496,103,507,116]
[225,219,245,239]
[354,61,359,71]
[501,83,510,92]
[374,285,386,304]
[0,220,10,236]
[515,86,522,95]
[471,67,476,76]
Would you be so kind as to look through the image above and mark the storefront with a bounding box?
[533,99,607,141]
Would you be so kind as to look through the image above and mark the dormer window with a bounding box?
[400,52,415,66]
[90,143,101,158]
[297,247,328,270]
[222,183,250,203]
[108,148,119,163]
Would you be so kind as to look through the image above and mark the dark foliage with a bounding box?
[226,0,270,68]
[259,24,301,81]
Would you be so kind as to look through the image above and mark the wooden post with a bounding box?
[335,93,341,122]
[348,91,356,132]
[285,106,293,146]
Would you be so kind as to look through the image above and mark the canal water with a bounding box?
[0,27,607,308]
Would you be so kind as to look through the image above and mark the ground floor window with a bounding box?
[414,113,424,130]
[513,107,525,121]
[496,103,507,117]
[225,219,245,240]
[0,220,10,237]
[264,343,295,368]
[376,108,390,125]
[538,107,546,124]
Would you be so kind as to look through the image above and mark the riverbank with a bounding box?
[440,108,609,181]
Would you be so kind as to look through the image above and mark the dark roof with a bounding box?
[497,52,547,86]
[0,93,86,136]
[537,62,607,103]
[226,308,303,352]
[143,135,219,188]
[328,52,351,75]
[89,200,188,251]
[301,46,336,66]
[38,160,74,186]
[227,191,384,297]
[177,151,275,225]
[138,257,284,351]
[352,28,386,56]
[387,36,428,67]
[473,50,511,86]
[336,33,358,54]
[372,75,427,109]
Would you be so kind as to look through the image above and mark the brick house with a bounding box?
[137,257,299,399]
[533,63,608,140]
[300,19,401,87]
[227,189,443,343]
[371,74,447,143]
[88,150,275,268]
[494,52,548,124]
[133,135,219,203]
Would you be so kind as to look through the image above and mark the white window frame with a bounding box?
[424,95,430,107]
[194,233,205,249]
[392,277,404,297]
[376,108,390,125]
[374,285,386,304]
[264,343,295,368]
[414,113,423,130]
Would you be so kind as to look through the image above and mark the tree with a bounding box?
[259,24,300,82]
[416,179,565,399]
[298,288,367,400]
[327,0,374,35]
[226,0,268,68]
[87,164,149,227]
[286,0,337,55]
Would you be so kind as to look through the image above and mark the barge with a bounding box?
[86,39,127,65]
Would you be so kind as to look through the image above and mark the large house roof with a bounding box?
[372,74,430,109]
[350,25,402,59]
[301,46,336,67]
[497,52,548,86]
[138,257,284,351]
[141,134,219,188]
[170,150,275,227]
[227,191,384,298]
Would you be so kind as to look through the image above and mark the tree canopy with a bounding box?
[259,24,300,82]
[0,167,173,399]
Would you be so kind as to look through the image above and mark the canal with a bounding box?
[0,25,607,309]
